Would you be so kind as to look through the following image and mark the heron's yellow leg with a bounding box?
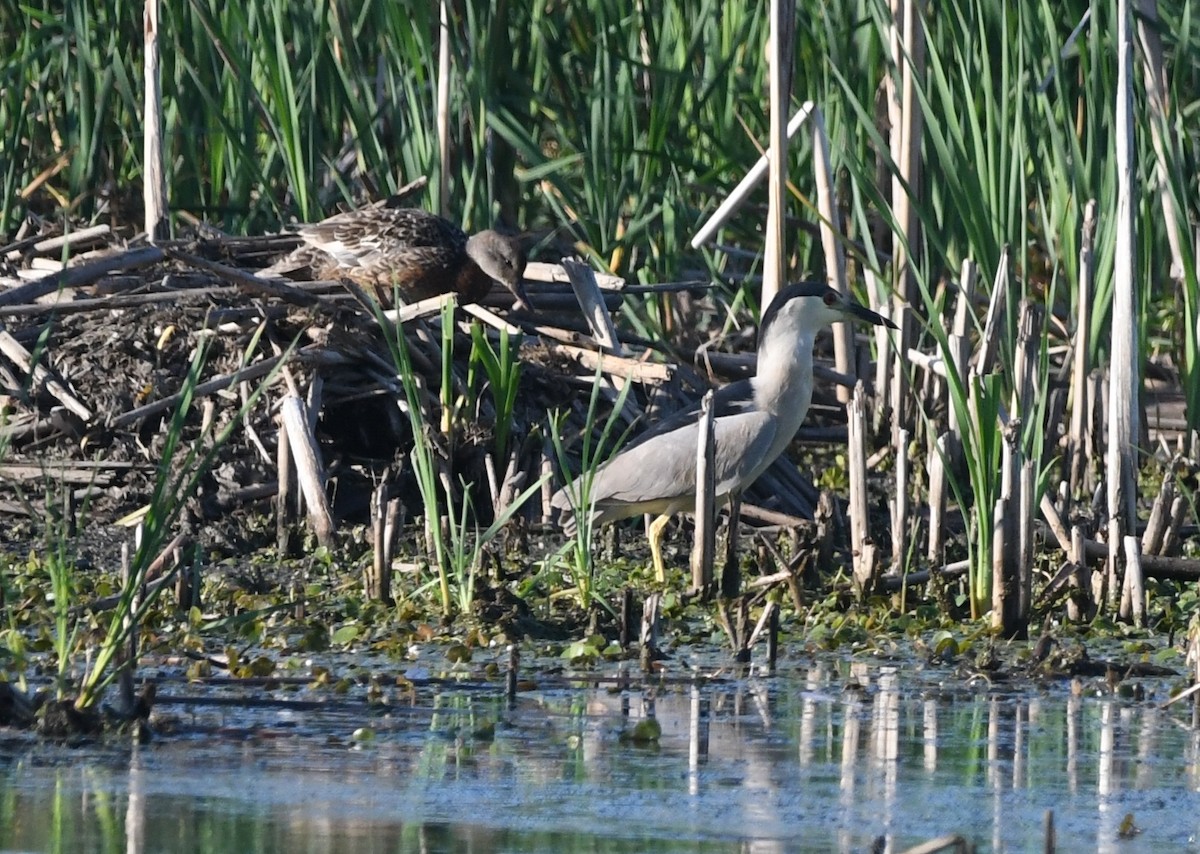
[648,514,672,583]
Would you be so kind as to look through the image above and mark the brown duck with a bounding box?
[267,206,531,310]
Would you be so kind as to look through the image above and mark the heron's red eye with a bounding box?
[823,291,837,306]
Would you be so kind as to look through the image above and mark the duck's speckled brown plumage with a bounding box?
[265,207,529,309]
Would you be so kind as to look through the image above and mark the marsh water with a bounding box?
[2,653,1198,853]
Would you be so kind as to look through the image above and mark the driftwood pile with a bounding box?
[0,218,869,576]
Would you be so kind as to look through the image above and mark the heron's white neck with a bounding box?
[751,324,816,422]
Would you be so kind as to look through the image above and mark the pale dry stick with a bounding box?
[888,0,925,440]
[1142,473,1175,556]
[1011,300,1042,632]
[280,394,335,548]
[927,433,948,564]
[1136,0,1187,280]
[0,243,168,303]
[275,413,293,555]
[745,600,778,651]
[305,372,323,436]
[1018,458,1036,628]
[690,103,816,249]
[3,224,112,262]
[1068,201,1098,499]
[947,259,978,471]
[523,260,626,291]
[811,106,853,403]
[561,258,625,355]
[1079,540,1200,581]
[460,302,522,336]
[690,391,717,595]
[1121,535,1145,627]
[991,436,1016,635]
[497,447,525,516]
[1108,0,1141,613]
[761,0,795,309]
[1159,494,1188,555]
[436,0,451,218]
[547,342,672,384]
[143,0,166,240]
[238,380,272,465]
[0,327,92,421]
[848,383,876,592]
[539,439,555,522]
[890,427,909,577]
[483,453,502,519]
[1013,300,1042,435]
[368,483,391,602]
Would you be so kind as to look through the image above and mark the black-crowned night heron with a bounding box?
[551,282,896,581]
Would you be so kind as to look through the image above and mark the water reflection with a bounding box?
[0,657,1197,853]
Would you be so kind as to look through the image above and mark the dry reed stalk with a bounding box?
[281,393,335,548]
[1136,0,1186,281]
[436,0,451,217]
[1121,535,1145,627]
[761,0,795,308]
[927,432,948,564]
[560,258,625,354]
[848,382,875,592]
[275,412,294,555]
[143,0,167,240]
[811,106,853,402]
[689,103,815,249]
[888,0,924,442]
[1142,473,1175,556]
[690,390,716,596]
[1107,0,1141,613]
[1068,200,1097,499]
[948,259,977,473]
[890,427,909,576]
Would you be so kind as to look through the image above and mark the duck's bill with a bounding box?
[846,301,898,329]
[503,279,534,312]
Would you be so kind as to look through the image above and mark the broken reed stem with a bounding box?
[891,427,909,576]
[368,482,391,602]
[888,0,924,441]
[1068,200,1097,500]
[690,390,716,598]
[143,0,167,241]
[280,394,335,548]
[1106,0,1141,613]
[948,258,977,474]
[275,412,294,555]
[761,0,795,308]
[811,105,853,403]
[436,0,451,217]
[848,382,875,593]
[927,433,948,564]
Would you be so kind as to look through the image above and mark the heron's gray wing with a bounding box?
[622,379,755,452]
[591,410,777,508]
[711,411,778,495]
[591,421,703,508]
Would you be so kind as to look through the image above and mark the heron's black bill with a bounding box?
[847,301,898,329]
